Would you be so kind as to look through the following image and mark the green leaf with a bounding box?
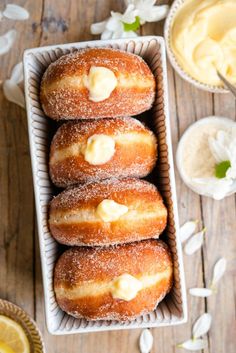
[215,160,231,179]
[123,16,140,32]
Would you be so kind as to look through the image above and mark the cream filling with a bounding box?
[50,132,155,165]
[82,134,115,165]
[170,0,236,86]
[50,207,166,225]
[96,199,128,222]
[56,269,171,300]
[83,66,118,102]
[111,274,142,301]
[43,73,153,93]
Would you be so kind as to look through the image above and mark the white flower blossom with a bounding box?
[193,128,236,200]
[125,0,169,24]
[91,5,138,40]
[91,0,169,39]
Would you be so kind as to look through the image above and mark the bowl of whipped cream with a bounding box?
[164,0,236,92]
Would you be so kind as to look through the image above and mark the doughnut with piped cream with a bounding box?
[40,48,156,120]
[54,239,173,321]
[49,178,167,246]
[49,117,157,187]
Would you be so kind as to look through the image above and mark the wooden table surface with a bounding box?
[0,1,235,352]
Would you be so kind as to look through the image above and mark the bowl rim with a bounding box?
[0,299,45,353]
[164,0,229,94]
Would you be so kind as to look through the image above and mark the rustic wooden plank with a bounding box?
[141,8,211,351]
[34,1,236,352]
[200,93,236,353]
[0,0,43,318]
[1,0,235,352]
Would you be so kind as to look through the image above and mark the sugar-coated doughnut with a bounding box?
[54,240,173,321]
[40,48,156,120]
[49,178,167,246]
[49,117,157,187]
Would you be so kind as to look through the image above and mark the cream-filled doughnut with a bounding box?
[54,240,173,321]
[49,178,167,246]
[40,48,156,120]
[49,117,157,187]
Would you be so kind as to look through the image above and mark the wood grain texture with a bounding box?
[0,0,235,352]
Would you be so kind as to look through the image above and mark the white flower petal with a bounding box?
[90,20,107,34]
[139,329,153,353]
[3,80,25,108]
[184,229,206,255]
[189,288,213,297]
[226,166,236,179]
[122,4,137,24]
[178,339,207,350]
[0,29,17,56]
[208,131,232,163]
[107,14,122,31]
[3,4,29,20]
[192,177,233,200]
[192,313,212,339]
[101,29,113,40]
[139,5,169,23]
[211,257,227,286]
[180,220,198,243]
[10,62,24,84]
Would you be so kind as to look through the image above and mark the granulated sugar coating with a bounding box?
[49,117,157,187]
[49,178,167,247]
[40,48,156,120]
[54,239,173,321]
[50,178,159,210]
[51,117,152,149]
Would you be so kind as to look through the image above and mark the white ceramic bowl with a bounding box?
[176,116,236,198]
[164,0,228,93]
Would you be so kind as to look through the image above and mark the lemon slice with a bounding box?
[0,315,30,353]
[0,341,15,353]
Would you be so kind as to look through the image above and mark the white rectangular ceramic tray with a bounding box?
[23,36,187,335]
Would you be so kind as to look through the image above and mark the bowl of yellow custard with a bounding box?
[0,299,45,353]
[164,0,236,92]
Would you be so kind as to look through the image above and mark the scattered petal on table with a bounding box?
[0,29,17,56]
[177,339,207,350]
[184,228,206,255]
[3,4,29,20]
[3,80,25,108]
[10,62,24,84]
[139,329,153,353]
[211,257,227,287]
[192,313,212,339]
[189,288,213,297]
[180,220,198,243]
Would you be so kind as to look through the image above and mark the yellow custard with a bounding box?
[170,0,236,86]
[111,274,143,301]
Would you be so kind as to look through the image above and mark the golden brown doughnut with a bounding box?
[49,117,157,187]
[54,240,173,321]
[49,178,167,246]
[40,48,156,120]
